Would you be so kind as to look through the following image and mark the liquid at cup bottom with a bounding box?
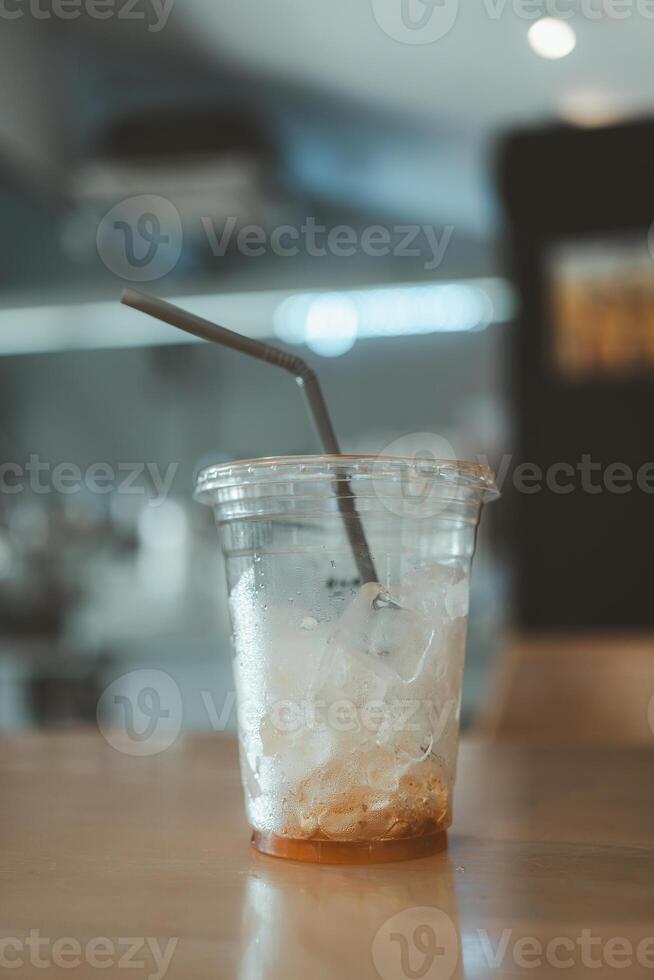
[252,830,448,864]
[251,767,451,864]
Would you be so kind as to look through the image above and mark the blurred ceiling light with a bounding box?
[558,90,630,128]
[274,279,514,353]
[0,279,516,358]
[527,18,576,60]
[304,294,358,357]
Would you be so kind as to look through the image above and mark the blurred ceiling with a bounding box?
[1,0,654,297]
[183,1,654,129]
[181,0,654,220]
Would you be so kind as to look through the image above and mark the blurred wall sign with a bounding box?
[499,119,654,630]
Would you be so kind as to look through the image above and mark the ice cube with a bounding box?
[296,759,395,841]
[231,566,332,706]
[445,577,469,620]
[317,791,394,841]
[315,582,435,689]
[400,561,469,622]
[276,731,336,787]
[366,604,435,682]
[364,746,400,793]
[394,731,434,769]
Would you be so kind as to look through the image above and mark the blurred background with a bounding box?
[2,0,654,744]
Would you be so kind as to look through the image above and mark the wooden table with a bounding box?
[2,733,654,979]
[479,633,654,746]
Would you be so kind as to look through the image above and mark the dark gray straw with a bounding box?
[120,289,378,584]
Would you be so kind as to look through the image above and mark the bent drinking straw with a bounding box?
[120,289,378,584]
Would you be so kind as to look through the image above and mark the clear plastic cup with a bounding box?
[195,454,497,863]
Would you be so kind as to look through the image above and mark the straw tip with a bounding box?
[120,287,144,308]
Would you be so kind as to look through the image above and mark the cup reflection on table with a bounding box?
[239,852,463,980]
